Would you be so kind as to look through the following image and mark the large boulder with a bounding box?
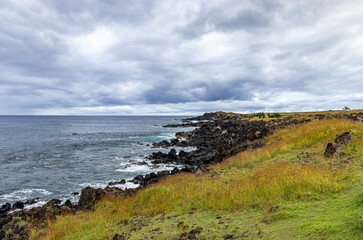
[334,132,352,145]
[11,201,24,210]
[324,142,343,157]
[350,113,363,122]
[1,203,11,213]
[77,187,106,210]
[152,140,170,148]
[168,149,178,160]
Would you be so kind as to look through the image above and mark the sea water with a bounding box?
[0,116,194,207]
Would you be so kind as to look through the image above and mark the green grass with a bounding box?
[30,119,363,239]
[34,183,361,239]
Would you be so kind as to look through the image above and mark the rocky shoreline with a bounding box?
[1,111,363,239]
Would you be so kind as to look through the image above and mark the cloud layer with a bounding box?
[1,0,363,115]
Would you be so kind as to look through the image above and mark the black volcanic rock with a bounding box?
[12,201,24,210]
[152,140,171,148]
[1,203,11,212]
[108,179,126,186]
[324,142,343,157]
[64,199,72,207]
[77,187,106,210]
[163,122,199,128]
[24,198,37,205]
[335,131,352,145]
[168,149,177,160]
[131,171,172,187]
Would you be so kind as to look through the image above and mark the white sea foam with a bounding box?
[79,182,108,189]
[157,132,176,140]
[0,188,52,203]
[108,182,140,189]
[23,200,48,210]
[116,164,151,172]
[79,180,139,190]
[116,161,181,173]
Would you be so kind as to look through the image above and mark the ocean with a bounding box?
[0,116,194,208]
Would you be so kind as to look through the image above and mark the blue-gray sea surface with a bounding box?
[0,116,194,208]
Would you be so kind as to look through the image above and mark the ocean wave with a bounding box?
[0,188,52,205]
[116,164,152,172]
[116,162,180,173]
[79,182,109,189]
[79,181,139,190]
[157,132,176,140]
[23,200,48,210]
[108,182,139,189]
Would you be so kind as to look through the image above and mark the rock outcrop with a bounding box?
[324,131,353,157]
[324,142,343,157]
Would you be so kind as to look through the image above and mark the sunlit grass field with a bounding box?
[30,119,363,239]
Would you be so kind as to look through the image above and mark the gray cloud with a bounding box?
[0,0,363,115]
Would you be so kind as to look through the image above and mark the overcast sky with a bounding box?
[1,0,363,115]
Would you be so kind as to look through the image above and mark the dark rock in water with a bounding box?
[123,155,131,159]
[324,142,343,157]
[64,199,73,208]
[179,150,187,158]
[72,192,79,195]
[136,161,148,165]
[170,138,179,145]
[72,132,78,135]
[168,148,178,160]
[149,151,169,160]
[163,122,199,128]
[49,199,61,205]
[1,203,11,212]
[12,201,24,210]
[133,175,144,182]
[108,179,126,186]
[175,131,189,139]
[25,198,37,205]
[152,140,171,148]
[335,131,352,145]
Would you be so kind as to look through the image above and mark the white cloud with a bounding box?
[68,26,118,59]
[0,0,363,115]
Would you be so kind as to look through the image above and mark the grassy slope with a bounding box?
[31,119,363,239]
